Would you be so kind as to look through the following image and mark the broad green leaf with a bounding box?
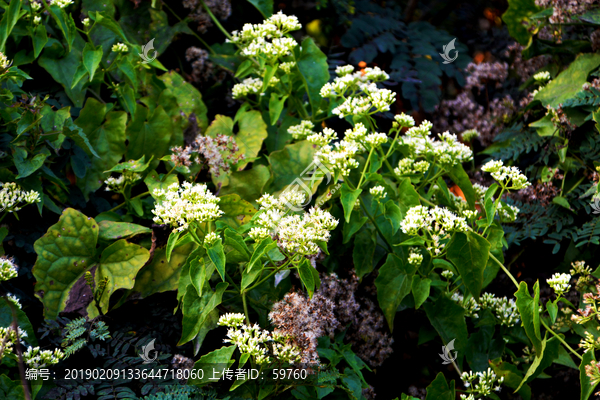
[375,254,415,331]
[132,242,197,298]
[353,228,376,278]
[145,169,178,199]
[179,282,228,345]
[95,239,150,313]
[502,0,541,46]
[269,93,288,125]
[581,350,599,400]
[343,210,368,244]
[265,140,319,194]
[126,105,173,162]
[242,239,279,289]
[384,200,402,234]
[446,231,490,298]
[425,372,455,400]
[190,256,214,296]
[397,177,421,208]
[297,37,329,115]
[0,374,24,400]
[75,99,127,197]
[447,163,476,208]
[32,24,48,58]
[555,345,579,370]
[530,114,556,137]
[224,228,251,261]
[341,184,362,223]
[188,345,236,386]
[298,258,319,298]
[82,42,103,82]
[490,358,532,400]
[218,194,256,228]
[0,299,37,346]
[13,147,50,179]
[424,295,469,367]
[49,5,77,52]
[515,281,543,354]
[219,165,270,203]
[246,0,273,17]
[91,11,128,41]
[32,208,99,319]
[535,54,600,107]
[206,239,226,281]
[98,221,151,240]
[105,155,152,173]
[0,0,21,53]
[547,300,558,324]
[158,71,208,132]
[38,36,87,107]
[411,275,431,309]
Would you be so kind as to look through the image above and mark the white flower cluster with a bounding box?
[320,65,395,118]
[369,185,387,201]
[232,77,263,99]
[0,52,10,70]
[408,249,423,266]
[152,182,223,232]
[394,158,430,176]
[204,232,220,246]
[0,182,41,213]
[394,113,415,129]
[461,128,480,143]
[580,332,600,354]
[481,160,530,190]
[461,368,504,397]
[533,71,551,83]
[498,202,520,222]
[401,121,473,168]
[451,292,480,317]
[111,43,128,53]
[104,173,141,192]
[307,128,338,147]
[23,346,65,369]
[288,120,315,140]
[400,205,469,255]
[6,293,21,309]
[472,183,488,201]
[82,18,91,29]
[441,270,454,279]
[51,0,73,8]
[250,193,338,256]
[0,257,17,282]
[218,313,300,365]
[279,61,296,73]
[453,292,520,327]
[227,11,301,59]
[0,326,27,359]
[547,272,571,297]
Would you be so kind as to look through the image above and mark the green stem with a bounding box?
[488,252,519,288]
[242,291,250,324]
[246,257,295,291]
[107,191,149,213]
[200,0,232,40]
[357,147,375,189]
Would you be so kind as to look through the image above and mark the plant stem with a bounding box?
[107,191,150,213]
[242,291,250,324]
[357,148,375,189]
[488,252,519,287]
[200,0,232,40]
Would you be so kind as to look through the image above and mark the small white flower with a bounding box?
[288,120,314,140]
[441,270,454,279]
[0,257,18,282]
[82,18,91,29]
[482,160,530,190]
[365,132,388,148]
[0,182,40,212]
[533,71,551,83]
[23,346,64,369]
[111,42,128,53]
[0,51,10,70]
[369,185,387,201]
[52,0,73,8]
[232,77,263,99]
[408,249,423,266]
[461,129,480,143]
[335,65,354,76]
[204,232,220,246]
[547,273,571,297]
[394,113,415,128]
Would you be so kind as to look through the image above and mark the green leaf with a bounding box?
[530,114,556,137]
[13,147,50,179]
[298,258,318,298]
[297,37,329,116]
[552,195,572,210]
[32,24,48,59]
[126,105,173,162]
[188,345,236,385]
[224,228,251,261]
[424,295,469,368]
[375,254,415,331]
[411,275,431,309]
[535,54,600,108]
[82,42,103,82]
[32,208,99,319]
[269,93,288,125]
[144,169,178,199]
[75,99,127,198]
[446,232,491,298]
[179,282,228,345]
[0,0,21,53]
[235,59,253,78]
[243,239,278,288]
[502,0,541,46]
[98,221,151,240]
[206,239,226,282]
[447,163,476,208]
[131,242,197,298]
[157,71,208,132]
[341,184,362,223]
[547,300,558,324]
[95,239,150,313]
[384,200,403,234]
[218,194,256,228]
[245,0,273,17]
[219,165,270,203]
[91,11,128,42]
[265,140,319,194]
[343,210,368,244]
[0,374,25,400]
[353,228,376,278]
[0,299,37,346]
[49,5,77,52]
[425,372,455,400]
[515,281,543,354]
[581,350,599,400]
[555,345,579,370]
[166,230,183,262]
[490,358,532,400]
